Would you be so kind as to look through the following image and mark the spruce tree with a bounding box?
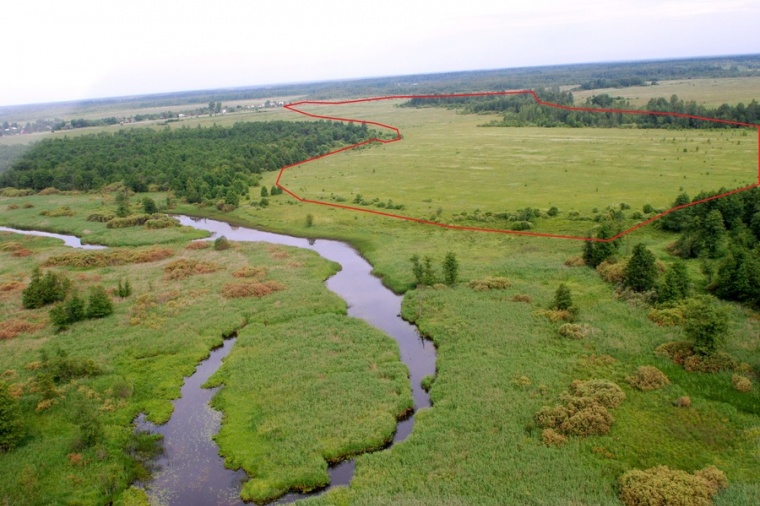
[624,243,658,293]
[86,287,113,319]
[260,186,269,197]
[702,209,726,258]
[552,284,574,311]
[142,197,158,214]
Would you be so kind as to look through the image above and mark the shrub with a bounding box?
[186,241,210,250]
[142,197,158,214]
[673,396,692,407]
[214,236,230,251]
[533,405,569,429]
[626,366,670,391]
[305,213,314,227]
[44,247,173,268]
[564,256,586,267]
[511,221,533,231]
[536,309,574,323]
[232,266,267,279]
[86,287,113,319]
[49,292,86,331]
[683,352,737,373]
[647,306,685,326]
[511,294,532,303]
[116,279,132,298]
[468,277,511,291]
[86,212,116,223]
[558,323,590,339]
[221,280,285,299]
[40,206,75,217]
[547,206,559,217]
[0,381,25,451]
[559,404,614,436]
[597,260,627,284]
[6,204,19,210]
[569,379,626,408]
[37,187,61,195]
[442,252,459,285]
[163,259,222,280]
[618,465,727,506]
[655,341,694,366]
[145,216,180,229]
[684,296,729,356]
[106,214,151,228]
[541,428,567,447]
[731,374,752,392]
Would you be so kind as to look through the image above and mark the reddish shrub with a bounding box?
[232,266,268,279]
[619,465,727,506]
[541,428,567,447]
[221,280,285,299]
[185,241,210,250]
[732,374,752,392]
[163,259,222,280]
[0,319,44,340]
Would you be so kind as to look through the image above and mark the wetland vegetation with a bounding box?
[0,57,758,505]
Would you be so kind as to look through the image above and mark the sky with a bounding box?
[3,0,760,107]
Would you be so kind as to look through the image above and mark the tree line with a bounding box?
[0,120,373,204]
[403,89,760,129]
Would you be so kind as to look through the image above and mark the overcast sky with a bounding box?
[3,0,759,106]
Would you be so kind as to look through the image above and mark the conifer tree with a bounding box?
[624,243,658,293]
[86,287,113,319]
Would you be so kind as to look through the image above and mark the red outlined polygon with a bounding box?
[276,91,760,242]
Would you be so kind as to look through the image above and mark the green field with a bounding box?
[279,101,757,228]
[573,76,760,107]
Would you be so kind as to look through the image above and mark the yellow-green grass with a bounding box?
[0,223,410,504]
[573,76,760,107]
[277,102,757,231]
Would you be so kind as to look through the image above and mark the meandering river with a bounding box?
[2,218,436,504]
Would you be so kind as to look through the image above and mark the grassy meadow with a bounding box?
[279,101,757,228]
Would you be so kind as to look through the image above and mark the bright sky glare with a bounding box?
[3,0,760,106]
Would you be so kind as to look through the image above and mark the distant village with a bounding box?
[0,100,286,137]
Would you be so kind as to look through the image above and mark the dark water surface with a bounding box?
[0,219,437,504]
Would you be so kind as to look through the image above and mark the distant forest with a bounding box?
[403,89,760,128]
[0,121,373,202]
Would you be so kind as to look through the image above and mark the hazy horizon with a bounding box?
[4,0,760,108]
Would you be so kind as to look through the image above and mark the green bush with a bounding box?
[214,235,231,251]
[49,292,86,331]
[684,296,729,356]
[0,381,25,451]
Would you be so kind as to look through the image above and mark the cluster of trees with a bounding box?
[21,267,115,331]
[0,121,374,205]
[405,90,760,129]
[660,187,760,306]
[410,252,459,286]
[576,77,648,90]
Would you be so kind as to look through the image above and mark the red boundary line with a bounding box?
[277,91,760,242]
